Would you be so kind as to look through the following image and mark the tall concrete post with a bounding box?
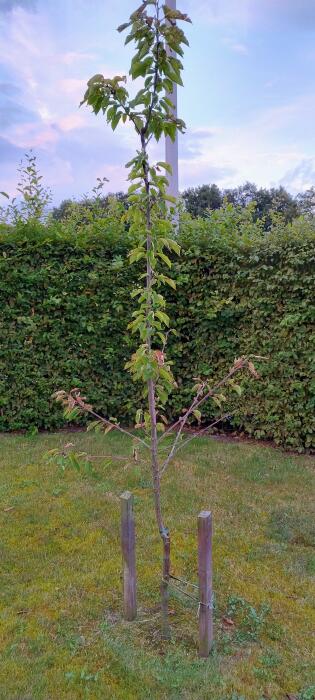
[165,0,179,201]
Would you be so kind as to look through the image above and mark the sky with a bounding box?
[0,0,315,204]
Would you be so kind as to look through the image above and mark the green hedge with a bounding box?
[0,215,314,449]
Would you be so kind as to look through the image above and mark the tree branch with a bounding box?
[159,413,233,476]
[158,356,261,474]
[56,390,151,450]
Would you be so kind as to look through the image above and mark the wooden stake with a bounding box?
[120,491,137,621]
[160,529,171,640]
[198,510,213,657]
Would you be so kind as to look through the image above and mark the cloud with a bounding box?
[1,0,314,203]
[261,0,315,30]
[183,0,252,28]
[255,94,315,134]
[57,113,87,133]
[177,127,236,188]
[228,42,248,54]
[180,159,236,190]
[0,136,23,162]
[176,90,315,193]
[0,4,131,202]
[7,121,60,149]
[0,7,119,133]
[0,0,36,12]
[179,128,215,159]
[0,98,38,128]
[0,82,20,96]
[58,52,97,67]
[183,0,315,31]
[281,158,315,193]
[54,124,132,170]
[223,37,248,54]
[58,78,87,102]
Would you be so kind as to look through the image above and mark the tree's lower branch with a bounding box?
[72,397,151,450]
[159,413,233,476]
[158,358,250,448]
[158,356,260,475]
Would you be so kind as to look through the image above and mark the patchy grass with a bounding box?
[0,432,314,700]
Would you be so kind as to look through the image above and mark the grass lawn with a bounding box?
[0,431,314,700]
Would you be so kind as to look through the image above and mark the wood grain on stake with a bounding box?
[198,510,213,657]
[120,491,137,621]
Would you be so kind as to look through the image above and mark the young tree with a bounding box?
[0,151,52,226]
[55,0,261,639]
[82,0,191,637]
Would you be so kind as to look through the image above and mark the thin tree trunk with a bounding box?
[142,130,171,639]
[148,377,171,639]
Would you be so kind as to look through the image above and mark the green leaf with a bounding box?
[159,367,174,384]
[128,183,140,195]
[164,122,177,142]
[156,310,170,327]
[135,407,142,420]
[157,251,172,269]
[131,288,143,298]
[87,420,103,433]
[69,454,81,471]
[159,274,176,290]
[129,247,146,264]
[165,194,177,204]
[156,161,173,175]
[111,112,121,131]
[130,57,152,79]
[160,238,181,255]
[117,22,130,33]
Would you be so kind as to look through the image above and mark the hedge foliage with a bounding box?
[0,210,314,449]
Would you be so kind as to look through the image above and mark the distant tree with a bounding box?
[266,186,299,226]
[296,187,315,219]
[224,181,258,208]
[51,190,128,222]
[223,182,298,229]
[182,184,222,217]
[51,198,74,221]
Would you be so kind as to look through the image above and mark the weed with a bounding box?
[267,508,315,547]
[300,687,315,700]
[225,596,270,643]
[65,668,99,684]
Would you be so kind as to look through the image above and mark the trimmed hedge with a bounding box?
[0,216,314,449]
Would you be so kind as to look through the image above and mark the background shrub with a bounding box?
[0,210,314,449]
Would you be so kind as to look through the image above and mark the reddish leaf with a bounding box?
[222,616,235,627]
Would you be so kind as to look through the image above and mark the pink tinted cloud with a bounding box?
[59,51,96,66]
[58,113,86,132]
[7,122,59,149]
